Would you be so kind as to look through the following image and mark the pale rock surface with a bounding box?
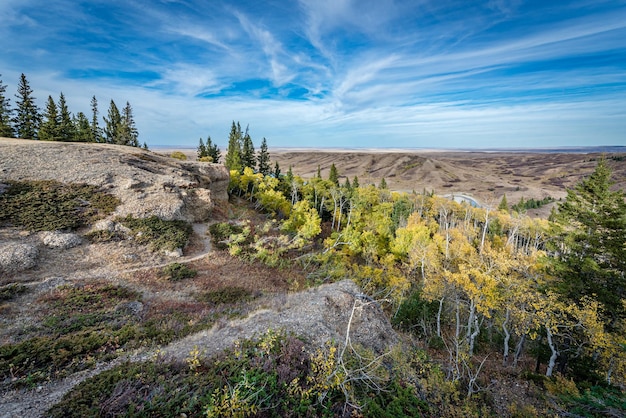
[0,139,229,223]
[0,242,39,274]
[40,231,82,249]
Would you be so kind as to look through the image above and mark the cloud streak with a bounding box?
[0,0,624,148]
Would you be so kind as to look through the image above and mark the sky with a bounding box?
[1,0,625,149]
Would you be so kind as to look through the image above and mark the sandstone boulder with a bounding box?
[0,243,39,274]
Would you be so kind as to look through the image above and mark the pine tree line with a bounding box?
[0,73,143,147]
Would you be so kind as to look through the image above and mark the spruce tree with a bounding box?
[13,73,40,139]
[498,194,509,212]
[0,75,13,137]
[352,176,359,188]
[241,126,256,169]
[197,137,208,159]
[103,99,121,144]
[73,112,91,142]
[57,92,75,141]
[90,95,103,142]
[328,163,339,185]
[551,159,626,323]
[273,161,281,178]
[207,136,221,163]
[316,165,322,179]
[120,101,139,146]
[39,95,60,141]
[225,121,243,172]
[257,137,271,176]
[379,177,388,189]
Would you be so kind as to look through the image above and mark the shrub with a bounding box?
[209,222,243,249]
[170,151,187,160]
[162,263,197,281]
[0,283,28,302]
[198,156,213,162]
[119,215,192,251]
[0,180,119,231]
[197,287,254,305]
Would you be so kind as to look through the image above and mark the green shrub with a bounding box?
[0,283,28,302]
[163,263,197,281]
[0,180,119,231]
[119,215,192,251]
[209,222,243,249]
[197,287,254,305]
[170,151,187,160]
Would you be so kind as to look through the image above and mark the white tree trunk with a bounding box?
[502,308,511,365]
[545,325,558,377]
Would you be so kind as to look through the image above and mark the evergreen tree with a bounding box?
[90,95,103,143]
[353,176,359,189]
[379,177,388,189]
[551,159,626,323]
[257,137,271,176]
[207,136,221,163]
[120,101,139,146]
[0,75,13,137]
[197,137,207,159]
[13,73,40,139]
[73,112,92,142]
[241,126,256,169]
[57,92,75,141]
[328,163,339,185]
[498,194,509,212]
[273,161,281,178]
[316,165,322,179]
[39,95,60,141]
[225,121,243,172]
[142,142,149,150]
[103,99,121,144]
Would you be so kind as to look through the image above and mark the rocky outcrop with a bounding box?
[0,139,229,222]
[163,280,399,361]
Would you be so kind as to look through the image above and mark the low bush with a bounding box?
[120,215,192,251]
[170,151,187,160]
[0,180,119,231]
[162,262,197,281]
[0,283,28,302]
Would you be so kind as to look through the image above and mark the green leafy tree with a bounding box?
[12,73,40,139]
[57,92,75,141]
[90,95,103,143]
[225,121,243,172]
[73,112,92,142]
[257,137,271,175]
[38,95,60,141]
[328,163,339,186]
[551,159,626,323]
[241,126,256,169]
[0,75,13,137]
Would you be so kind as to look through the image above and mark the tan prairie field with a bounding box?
[160,147,626,218]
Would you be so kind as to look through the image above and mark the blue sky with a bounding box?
[1,0,625,149]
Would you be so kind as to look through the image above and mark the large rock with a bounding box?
[40,231,82,249]
[0,139,230,223]
[0,243,39,274]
